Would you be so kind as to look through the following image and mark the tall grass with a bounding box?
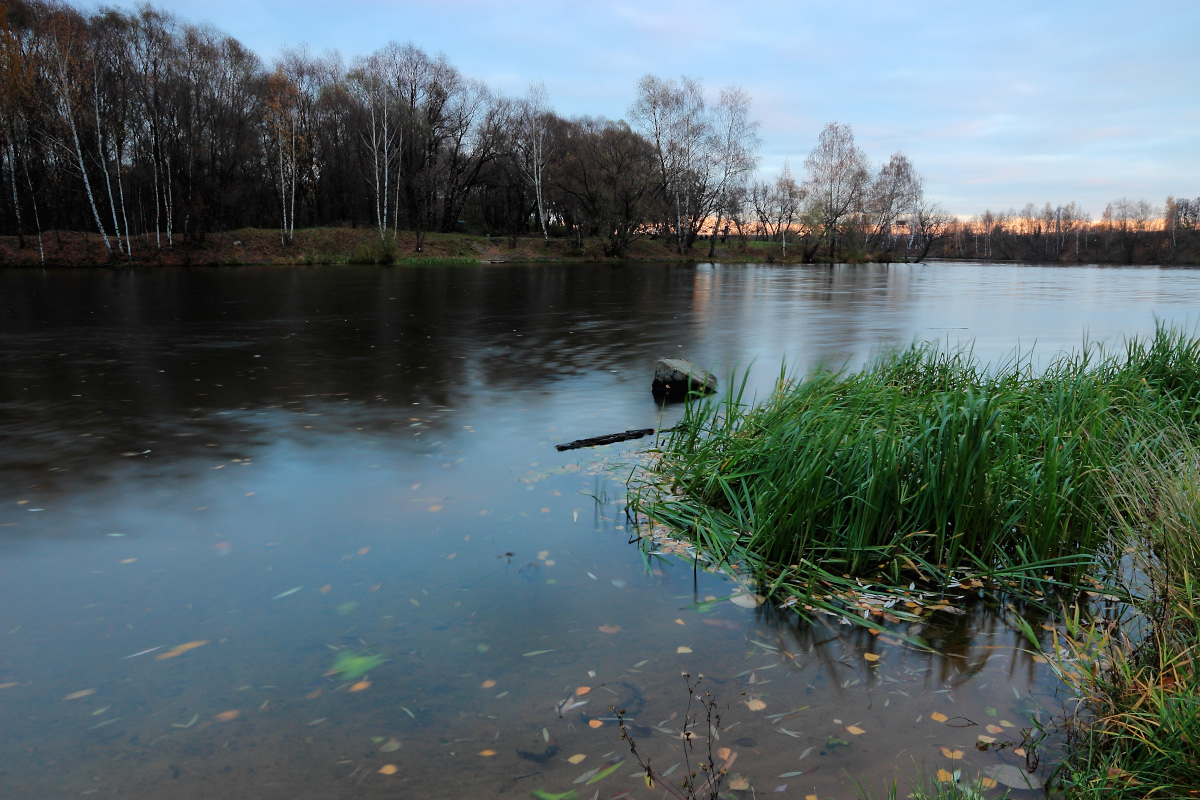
[1015,435,1200,798]
[634,325,1200,594]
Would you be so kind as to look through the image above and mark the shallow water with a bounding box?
[2,262,1197,799]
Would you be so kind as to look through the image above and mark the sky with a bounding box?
[105,0,1199,218]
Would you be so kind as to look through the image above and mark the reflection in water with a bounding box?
[2,262,1197,798]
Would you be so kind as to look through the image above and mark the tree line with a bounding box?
[0,0,958,264]
[930,196,1200,264]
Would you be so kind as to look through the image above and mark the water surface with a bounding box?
[2,262,1197,799]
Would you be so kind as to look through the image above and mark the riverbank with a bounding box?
[0,227,805,267]
[630,326,1200,797]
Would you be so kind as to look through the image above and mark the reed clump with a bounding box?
[635,325,1200,596]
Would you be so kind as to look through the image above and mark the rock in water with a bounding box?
[653,358,718,400]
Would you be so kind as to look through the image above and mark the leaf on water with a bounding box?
[479,749,496,757]
[984,764,1044,789]
[1031,654,1048,664]
[357,548,370,556]
[1013,747,1027,757]
[979,777,999,789]
[543,728,550,742]
[156,641,209,661]
[779,771,804,777]
[985,706,998,717]
[378,764,398,775]
[329,651,385,680]
[977,735,997,744]
[675,618,685,625]
[717,747,732,761]
[380,739,402,752]
[271,586,304,600]
[63,689,97,701]
[568,754,587,765]
[523,649,557,656]
[573,767,601,784]
[799,746,813,759]
[986,724,1004,734]
[1000,720,1016,728]
[746,699,766,711]
[319,584,331,594]
[170,713,199,729]
[863,653,881,662]
[119,558,137,564]
[730,593,763,609]
[676,646,692,654]
[598,625,621,635]
[481,680,497,689]
[575,686,591,696]
[930,711,948,723]
[936,768,955,782]
[428,505,442,513]
[401,706,415,718]
[585,761,623,785]
[588,719,603,728]
[940,747,963,759]
[846,725,865,735]
[729,776,750,790]
[349,681,371,692]
[215,710,240,722]
[305,689,322,700]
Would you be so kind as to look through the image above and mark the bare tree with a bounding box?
[706,86,759,258]
[514,82,552,240]
[803,121,869,260]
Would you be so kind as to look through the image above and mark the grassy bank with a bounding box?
[0,227,829,267]
[630,325,1200,796]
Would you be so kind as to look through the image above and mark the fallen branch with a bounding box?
[556,428,660,451]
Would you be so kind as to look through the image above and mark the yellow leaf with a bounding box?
[936,769,955,782]
[574,686,591,695]
[846,725,865,735]
[746,699,766,711]
[987,724,1004,734]
[979,777,998,789]
[978,734,996,744]
[1032,654,1048,663]
[1000,720,1016,728]
[428,505,442,513]
[63,689,96,701]
[863,653,881,662]
[806,796,818,800]
[119,558,137,564]
[478,749,496,757]
[481,679,497,689]
[930,711,948,723]
[729,776,750,790]
[717,747,732,761]
[588,719,603,728]
[675,618,685,625]
[598,624,621,634]
[1013,747,1027,757]
[568,754,586,765]
[378,764,398,775]
[677,646,692,654]
[940,747,963,759]
[319,584,331,593]
[357,547,370,555]
[156,640,209,660]
[349,681,371,692]
[215,710,240,722]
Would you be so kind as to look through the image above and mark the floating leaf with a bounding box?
[747,699,766,711]
[1000,720,1016,728]
[986,724,1004,734]
[215,710,240,722]
[328,650,385,680]
[479,749,497,757]
[585,761,623,784]
[588,719,603,729]
[940,747,963,759]
[568,754,587,765]
[304,689,322,700]
[349,681,371,692]
[1013,747,1027,757]
[598,625,621,635]
[936,768,955,782]
[378,764,398,775]
[156,641,209,660]
[729,776,750,790]
[846,725,865,735]
[863,653,881,662]
[380,739,401,752]
[979,777,999,789]
[730,593,764,609]
[574,686,591,696]
[983,764,1044,789]
[63,689,97,701]
[272,586,303,600]
[481,680,497,689]
[929,711,948,723]
[523,649,556,657]
[428,505,442,513]
[676,646,692,654]
[977,735,997,744]
[717,747,732,761]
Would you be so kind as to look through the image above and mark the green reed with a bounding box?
[634,325,1200,593]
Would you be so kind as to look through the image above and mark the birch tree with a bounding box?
[803,121,870,260]
[514,82,553,240]
[706,87,759,258]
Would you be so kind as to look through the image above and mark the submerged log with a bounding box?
[555,428,657,451]
[652,358,718,400]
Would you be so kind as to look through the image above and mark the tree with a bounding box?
[865,151,922,260]
[803,121,869,260]
[514,82,552,241]
[705,87,759,258]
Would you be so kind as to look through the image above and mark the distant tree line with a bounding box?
[928,197,1200,264]
[0,0,965,264]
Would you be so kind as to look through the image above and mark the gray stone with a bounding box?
[653,358,717,400]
